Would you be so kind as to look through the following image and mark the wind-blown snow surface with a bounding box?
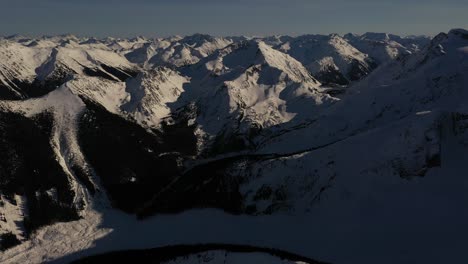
[0,30,467,264]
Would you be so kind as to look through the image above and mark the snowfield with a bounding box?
[0,29,467,264]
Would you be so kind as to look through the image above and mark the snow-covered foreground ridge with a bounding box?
[0,29,467,263]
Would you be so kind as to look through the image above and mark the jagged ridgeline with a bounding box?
[0,29,467,262]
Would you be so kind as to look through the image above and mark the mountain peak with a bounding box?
[360,32,391,41]
[448,28,468,39]
[256,41,316,83]
[182,33,216,44]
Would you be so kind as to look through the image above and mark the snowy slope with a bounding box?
[0,29,467,264]
[36,41,137,81]
[124,34,234,68]
[0,83,96,202]
[277,34,376,85]
[258,29,468,153]
[58,68,189,129]
[344,32,431,64]
[0,37,139,100]
[121,67,189,128]
[179,40,336,153]
[0,40,51,98]
[238,28,468,215]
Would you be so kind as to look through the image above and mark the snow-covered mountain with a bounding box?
[0,37,138,100]
[124,34,234,68]
[344,32,431,64]
[276,34,376,85]
[235,28,468,214]
[0,29,467,264]
[178,39,335,154]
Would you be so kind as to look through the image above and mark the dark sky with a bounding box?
[0,0,467,37]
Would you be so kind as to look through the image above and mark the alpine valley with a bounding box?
[0,29,467,264]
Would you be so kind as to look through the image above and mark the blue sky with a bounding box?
[0,0,466,37]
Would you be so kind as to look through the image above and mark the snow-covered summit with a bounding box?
[176,39,333,151]
[344,31,431,64]
[277,34,375,85]
[0,29,467,264]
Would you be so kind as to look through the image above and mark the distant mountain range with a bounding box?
[0,29,467,264]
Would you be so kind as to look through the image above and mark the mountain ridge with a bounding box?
[0,29,467,264]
